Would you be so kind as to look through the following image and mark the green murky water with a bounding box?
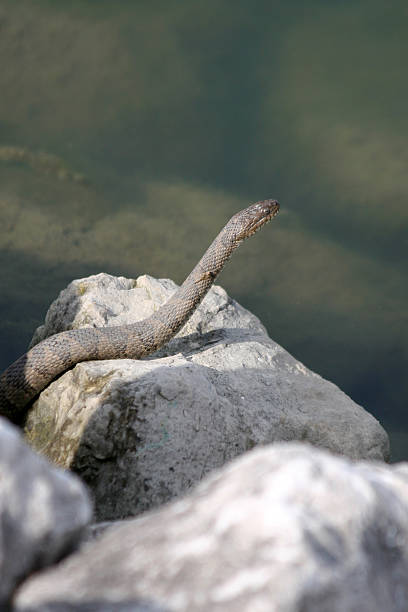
[0,1,407,458]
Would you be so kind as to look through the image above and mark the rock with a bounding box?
[28,273,266,349]
[24,273,389,520]
[17,600,165,611]
[13,443,408,612]
[0,416,92,608]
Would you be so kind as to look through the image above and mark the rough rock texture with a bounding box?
[0,416,92,608]
[24,273,389,521]
[14,443,408,612]
[17,600,165,612]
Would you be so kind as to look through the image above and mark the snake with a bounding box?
[0,199,280,424]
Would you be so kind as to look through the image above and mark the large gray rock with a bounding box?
[25,273,389,520]
[0,416,92,608]
[13,443,408,612]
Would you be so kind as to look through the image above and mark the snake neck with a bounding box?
[144,229,240,346]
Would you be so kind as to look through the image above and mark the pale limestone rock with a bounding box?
[14,443,408,612]
[25,274,389,520]
[0,417,91,607]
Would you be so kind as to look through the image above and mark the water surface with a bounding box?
[0,0,406,457]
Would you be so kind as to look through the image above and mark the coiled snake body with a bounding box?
[0,199,279,423]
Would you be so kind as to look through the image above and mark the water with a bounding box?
[0,0,406,458]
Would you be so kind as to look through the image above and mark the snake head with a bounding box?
[232,199,280,241]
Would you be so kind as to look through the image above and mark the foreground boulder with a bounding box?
[24,273,389,520]
[0,417,91,608]
[14,443,408,612]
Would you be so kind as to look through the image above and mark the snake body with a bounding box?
[0,199,279,423]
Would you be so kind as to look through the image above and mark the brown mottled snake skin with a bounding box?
[0,199,279,423]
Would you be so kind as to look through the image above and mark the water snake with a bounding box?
[0,199,280,424]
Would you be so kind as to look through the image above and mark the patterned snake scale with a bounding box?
[0,199,280,424]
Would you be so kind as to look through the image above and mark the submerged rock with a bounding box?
[14,443,408,612]
[24,273,389,520]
